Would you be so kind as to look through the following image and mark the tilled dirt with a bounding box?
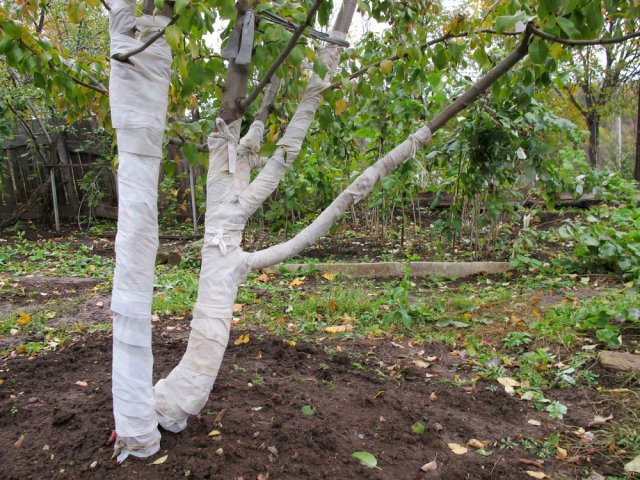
[0,328,598,480]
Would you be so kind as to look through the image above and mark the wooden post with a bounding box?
[188,162,198,234]
[50,168,60,231]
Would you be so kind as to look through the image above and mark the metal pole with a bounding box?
[50,168,60,232]
[188,162,198,235]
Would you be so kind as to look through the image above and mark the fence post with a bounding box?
[188,162,198,234]
[49,167,60,231]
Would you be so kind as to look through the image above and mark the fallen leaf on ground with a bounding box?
[528,419,541,426]
[624,454,640,473]
[89,460,97,469]
[75,381,88,387]
[556,447,568,459]
[429,392,438,401]
[17,311,30,326]
[420,459,437,471]
[257,473,269,480]
[587,415,613,427]
[517,458,543,468]
[467,439,487,449]
[497,377,520,387]
[448,443,468,455]
[282,340,296,347]
[289,278,305,287]
[208,429,221,437]
[256,273,269,283]
[234,334,250,345]
[151,455,168,465]
[325,325,351,334]
[352,451,377,468]
[322,273,336,281]
[525,471,547,479]
[413,359,430,368]
[233,304,243,312]
[15,434,25,448]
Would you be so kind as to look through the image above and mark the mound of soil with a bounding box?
[0,329,591,479]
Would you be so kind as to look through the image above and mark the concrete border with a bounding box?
[264,261,513,278]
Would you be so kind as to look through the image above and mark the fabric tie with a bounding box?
[220,11,254,65]
[205,227,228,255]
[214,118,237,174]
[408,126,432,159]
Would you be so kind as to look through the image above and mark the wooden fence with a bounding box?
[0,120,117,226]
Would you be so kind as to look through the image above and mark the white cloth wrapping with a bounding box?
[109,0,172,462]
[153,33,349,430]
[154,121,250,431]
[248,125,432,270]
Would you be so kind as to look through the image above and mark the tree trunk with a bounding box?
[587,112,600,168]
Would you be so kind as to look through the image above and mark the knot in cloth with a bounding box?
[205,227,228,255]
[212,118,238,174]
[408,126,433,159]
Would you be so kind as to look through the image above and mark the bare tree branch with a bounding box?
[255,76,282,123]
[532,27,640,46]
[111,15,179,62]
[240,0,323,111]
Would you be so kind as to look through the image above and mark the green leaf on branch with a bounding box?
[555,17,580,38]
[68,1,87,24]
[528,39,548,64]
[494,12,527,33]
[165,25,182,50]
[175,0,191,15]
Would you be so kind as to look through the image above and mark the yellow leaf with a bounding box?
[17,311,30,326]
[283,340,296,347]
[463,312,472,320]
[467,439,487,449]
[87,264,96,273]
[549,43,563,59]
[525,471,547,479]
[335,98,347,115]
[556,446,568,459]
[0,379,4,385]
[289,278,305,287]
[234,334,250,345]
[233,304,243,313]
[380,59,393,75]
[256,273,269,283]
[208,429,221,437]
[322,273,336,281]
[497,377,520,387]
[448,443,468,455]
[325,325,347,334]
[151,454,168,465]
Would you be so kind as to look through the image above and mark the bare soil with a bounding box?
[1,317,606,480]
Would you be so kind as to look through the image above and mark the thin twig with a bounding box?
[240,0,323,110]
[6,101,49,165]
[255,76,282,123]
[532,26,640,46]
[100,0,111,10]
[111,15,179,62]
